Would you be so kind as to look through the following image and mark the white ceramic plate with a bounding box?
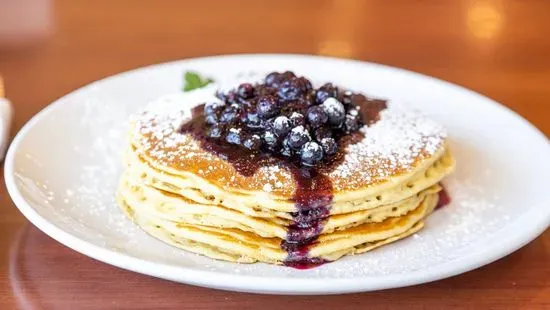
[5,55,550,295]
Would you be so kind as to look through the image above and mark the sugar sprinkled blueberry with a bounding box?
[198,71,387,165]
[245,110,261,128]
[280,71,296,82]
[314,126,332,142]
[320,138,337,155]
[300,141,324,166]
[322,97,346,127]
[344,113,361,133]
[243,134,262,151]
[307,105,328,128]
[289,112,305,127]
[340,90,353,105]
[219,106,240,123]
[278,77,311,101]
[226,127,242,145]
[204,101,224,115]
[265,72,280,86]
[208,124,225,139]
[287,125,311,150]
[205,113,218,125]
[281,137,293,157]
[273,116,291,137]
[257,95,279,119]
[237,83,255,99]
[315,83,338,105]
[263,131,278,147]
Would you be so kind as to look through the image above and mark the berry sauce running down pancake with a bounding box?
[124,71,452,267]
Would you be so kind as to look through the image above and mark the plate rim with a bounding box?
[4,53,550,294]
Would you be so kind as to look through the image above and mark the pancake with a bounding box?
[117,191,437,264]
[118,173,441,240]
[130,92,449,202]
[116,83,455,267]
[124,143,454,216]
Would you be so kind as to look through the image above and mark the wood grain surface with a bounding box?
[0,1,548,309]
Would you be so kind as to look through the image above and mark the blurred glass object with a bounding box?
[318,40,353,58]
[467,2,503,39]
[0,0,53,48]
[316,0,364,58]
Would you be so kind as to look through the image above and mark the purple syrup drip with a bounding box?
[436,185,451,209]
[179,99,387,269]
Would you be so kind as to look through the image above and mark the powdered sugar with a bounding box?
[133,91,446,192]
[290,125,309,136]
[302,141,322,152]
[329,107,446,188]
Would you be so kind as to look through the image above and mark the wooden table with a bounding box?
[0,1,548,309]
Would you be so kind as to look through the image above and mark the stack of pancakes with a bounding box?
[117,91,455,265]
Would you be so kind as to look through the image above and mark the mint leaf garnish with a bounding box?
[183,71,214,92]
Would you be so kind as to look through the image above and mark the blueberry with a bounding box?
[287,125,311,150]
[278,82,302,101]
[289,112,305,127]
[226,128,242,145]
[215,91,226,101]
[219,106,240,123]
[204,101,224,115]
[265,72,280,85]
[348,107,359,117]
[320,138,338,155]
[205,113,218,125]
[281,144,293,157]
[314,126,333,141]
[295,77,313,90]
[245,111,262,128]
[321,97,346,127]
[238,109,249,123]
[265,71,295,88]
[224,91,239,105]
[208,124,225,139]
[262,131,279,147]
[257,95,279,119]
[339,90,353,105]
[243,134,262,151]
[279,136,294,157]
[344,113,362,133]
[237,83,255,99]
[273,116,291,137]
[204,73,371,159]
[315,83,338,104]
[300,141,324,166]
[307,106,328,128]
[279,71,296,81]
[278,77,312,101]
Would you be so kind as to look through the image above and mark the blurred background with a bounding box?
[0,1,548,308]
[0,0,550,133]
[0,0,548,136]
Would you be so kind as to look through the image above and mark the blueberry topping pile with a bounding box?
[202,71,387,166]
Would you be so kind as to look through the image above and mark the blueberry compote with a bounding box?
[436,185,451,209]
[180,71,387,268]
